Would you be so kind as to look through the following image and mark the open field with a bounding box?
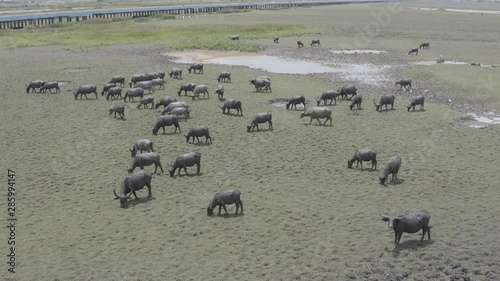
[1,2,500,280]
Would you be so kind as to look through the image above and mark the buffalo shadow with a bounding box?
[391,239,434,257]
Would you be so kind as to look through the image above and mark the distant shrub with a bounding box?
[219,9,250,14]
[436,55,445,63]
[134,17,151,23]
[112,17,129,23]
[154,14,176,20]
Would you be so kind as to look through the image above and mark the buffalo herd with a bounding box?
[26,37,432,246]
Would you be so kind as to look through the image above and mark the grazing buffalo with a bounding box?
[407,95,425,112]
[316,90,338,106]
[338,85,357,100]
[217,72,231,83]
[26,80,46,93]
[419,42,430,49]
[374,94,395,111]
[250,78,271,92]
[310,39,320,46]
[300,107,332,126]
[168,151,202,177]
[396,79,412,91]
[273,37,279,43]
[349,95,363,110]
[74,85,98,100]
[40,81,60,94]
[408,48,418,55]
[187,63,203,74]
[247,112,273,132]
[169,68,183,79]
[286,95,306,110]
[297,41,304,48]
[109,76,125,87]
[177,82,196,96]
[230,35,240,41]
[219,99,242,116]
[381,210,431,246]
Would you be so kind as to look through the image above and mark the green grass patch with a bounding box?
[0,18,315,51]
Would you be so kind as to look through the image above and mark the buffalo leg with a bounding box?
[420,228,427,242]
[131,190,139,200]
[158,163,164,174]
[196,163,200,175]
[218,205,222,215]
[222,204,228,215]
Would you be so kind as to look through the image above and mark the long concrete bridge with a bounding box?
[0,0,385,30]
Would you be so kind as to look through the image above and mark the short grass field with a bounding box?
[1,1,500,280]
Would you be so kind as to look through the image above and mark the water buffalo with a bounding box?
[135,81,155,94]
[379,155,401,184]
[374,94,395,111]
[247,112,273,132]
[168,151,202,177]
[316,90,338,106]
[349,95,363,110]
[40,81,60,94]
[250,78,271,92]
[300,107,332,125]
[123,88,144,102]
[185,125,212,144]
[129,74,146,87]
[192,84,209,100]
[207,189,243,216]
[230,35,240,41]
[128,152,164,174]
[297,41,304,48]
[310,39,320,46]
[130,139,154,158]
[338,85,357,100]
[286,95,306,110]
[381,210,431,246]
[396,79,412,91]
[217,72,231,83]
[152,115,181,135]
[187,63,203,74]
[155,95,177,109]
[74,85,98,100]
[101,83,116,96]
[150,78,166,90]
[106,87,123,101]
[137,96,155,109]
[347,149,377,171]
[109,76,125,87]
[113,170,152,208]
[273,37,279,43]
[408,48,418,55]
[219,99,242,116]
[26,80,46,93]
[215,84,224,100]
[109,103,125,119]
[177,82,196,96]
[161,101,190,116]
[407,95,425,112]
[169,68,182,79]
[419,42,430,49]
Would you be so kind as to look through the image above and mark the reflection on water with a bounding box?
[166,51,390,84]
[205,55,335,74]
[330,49,385,54]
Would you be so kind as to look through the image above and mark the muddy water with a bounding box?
[206,55,336,74]
[166,50,390,84]
[330,49,385,54]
